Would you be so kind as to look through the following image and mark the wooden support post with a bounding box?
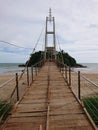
[39,125,42,130]
[62,66,63,74]
[41,61,43,67]
[62,67,64,76]
[58,65,60,72]
[69,67,71,86]
[65,66,67,80]
[61,67,62,74]
[41,61,43,66]
[16,73,19,101]
[27,67,29,86]
[31,66,33,83]
[78,71,81,100]
[35,66,37,76]
[38,66,40,73]
[63,64,64,75]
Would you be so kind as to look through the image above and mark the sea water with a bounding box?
[0,63,24,75]
[73,63,98,73]
[0,63,98,75]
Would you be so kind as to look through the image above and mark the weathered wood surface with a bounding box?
[2,62,96,130]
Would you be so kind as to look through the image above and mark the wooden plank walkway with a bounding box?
[2,62,96,130]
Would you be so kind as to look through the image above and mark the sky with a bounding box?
[0,0,98,63]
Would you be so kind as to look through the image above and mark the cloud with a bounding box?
[0,51,29,63]
[0,0,98,63]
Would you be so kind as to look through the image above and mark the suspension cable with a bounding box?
[0,40,33,50]
[31,25,45,54]
[19,24,45,79]
[56,34,64,63]
[0,23,45,52]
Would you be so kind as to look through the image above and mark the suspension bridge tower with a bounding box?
[44,8,56,60]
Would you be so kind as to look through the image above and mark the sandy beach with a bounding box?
[0,72,98,101]
[83,73,98,85]
[0,73,28,101]
[71,72,98,99]
[0,74,15,85]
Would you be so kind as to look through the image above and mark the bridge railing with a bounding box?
[24,59,45,86]
[0,59,45,124]
[55,60,98,100]
[71,70,98,100]
[71,70,98,126]
[55,60,98,126]
[55,60,71,86]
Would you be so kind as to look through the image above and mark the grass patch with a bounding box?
[0,101,13,124]
[83,97,98,126]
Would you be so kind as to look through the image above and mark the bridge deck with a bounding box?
[2,62,95,130]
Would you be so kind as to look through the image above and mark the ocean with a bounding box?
[0,63,24,75]
[0,63,98,75]
[73,63,98,73]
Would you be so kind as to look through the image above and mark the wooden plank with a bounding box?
[7,117,45,123]
[11,112,46,118]
[50,126,94,130]
[3,122,45,130]
[2,62,96,130]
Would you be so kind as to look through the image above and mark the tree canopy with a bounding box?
[57,50,77,66]
[23,50,83,67]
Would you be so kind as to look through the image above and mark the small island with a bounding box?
[19,50,85,68]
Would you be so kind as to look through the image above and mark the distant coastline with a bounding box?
[0,63,98,75]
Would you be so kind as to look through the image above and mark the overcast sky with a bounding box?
[0,0,98,63]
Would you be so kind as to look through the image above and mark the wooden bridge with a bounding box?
[1,61,96,130]
[0,9,98,130]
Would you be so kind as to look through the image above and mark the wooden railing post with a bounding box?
[35,66,37,76]
[38,66,40,73]
[69,67,71,86]
[78,71,81,100]
[27,67,29,86]
[63,66,64,76]
[16,73,19,101]
[65,65,67,80]
[31,66,33,83]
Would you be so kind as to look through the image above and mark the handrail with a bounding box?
[0,59,45,124]
[19,59,45,80]
[81,74,98,89]
[72,69,98,90]
[0,77,15,88]
[71,70,98,99]
[56,59,71,86]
